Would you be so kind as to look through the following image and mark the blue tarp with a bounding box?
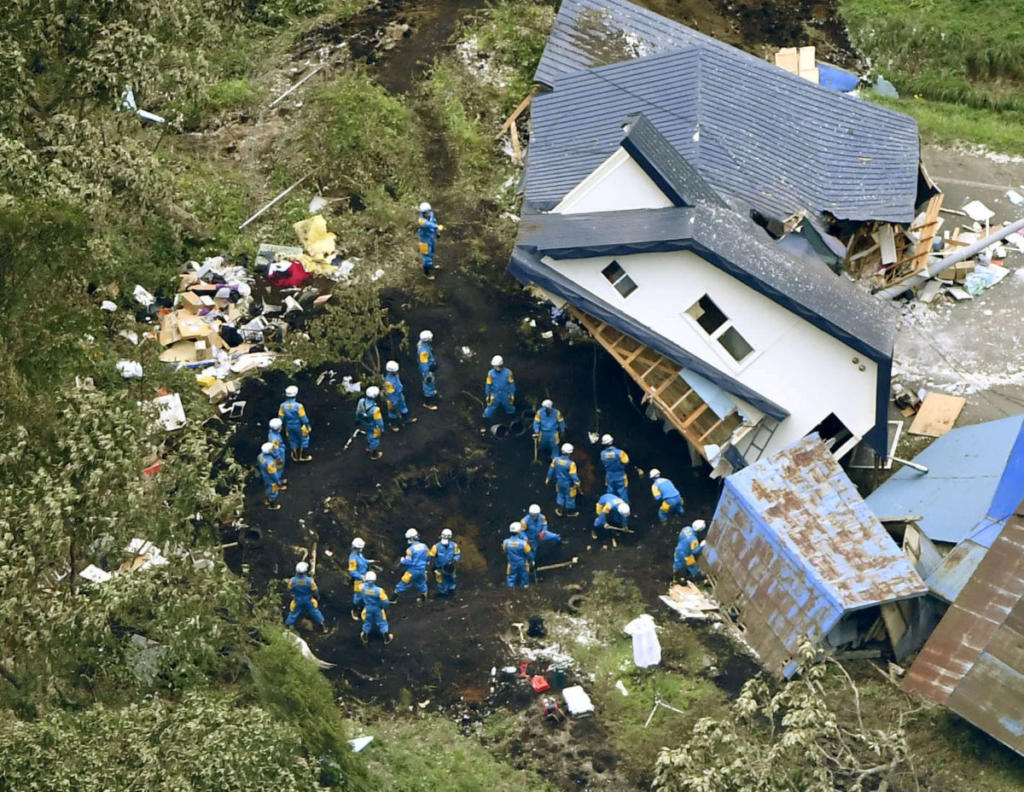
[817,63,860,93]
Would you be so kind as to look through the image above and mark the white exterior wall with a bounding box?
[556,148,674,214]
[545,249,879,457]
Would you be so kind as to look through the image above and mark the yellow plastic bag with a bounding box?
[293,214,336,260]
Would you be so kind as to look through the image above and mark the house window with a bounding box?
[601,260,637,298]
[683,294,754,363]
[811,413,853,450]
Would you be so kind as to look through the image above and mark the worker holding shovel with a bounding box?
[545,443,581,517]
[532,399,565,462]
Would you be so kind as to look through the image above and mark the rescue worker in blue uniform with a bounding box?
[417,329,438,410]
[593,493,631,541]
[599,434,631,503]
[359,571,393,645]
[355,386,384,460]
[278,385,312,462]
[417,201,443,280]
[503,522,534,588]
[285,561,324,629]
[268,417,287,483]
[383,360,416,431]
[483,355,516,420]
[394,528,430,603]
[532,399,566,461]
[673,520,706,579]
[650,468,685,523]
[428,528,461,596]
[520,504,561,547]
[257,442,285,510]
[348,537,369,620]
[545,443,581,517]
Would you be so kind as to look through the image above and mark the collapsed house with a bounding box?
[509,0,928,474]
[701,436,929,676]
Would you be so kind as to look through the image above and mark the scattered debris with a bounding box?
[348,736,374,753]
[116,360,144,379]
[908,392,966,437]
[152,392,187,431]
[623,614,661,668]
[659,582,719,620]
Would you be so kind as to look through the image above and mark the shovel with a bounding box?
[535,556,579,580]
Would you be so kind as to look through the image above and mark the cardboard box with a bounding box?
[180,291,203,313]
[202,379,239,403]
[176,312,209,340]
[159,340,199,363]
[158,313,181,346]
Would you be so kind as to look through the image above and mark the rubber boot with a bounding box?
[384,632,394,645]
[370,450,383,461]
[360,631,368,645]
[351,609,361,621]
[267,500,281,511]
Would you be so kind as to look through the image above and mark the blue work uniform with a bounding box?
[257,451,282,503]
[520,512,561,545]
[268,427,286,476]
[396,540,430,595]
[546,453,580,513]
[348,551,368,609]
[594,493,630,531]
[601,446,630,503]
[673,524,702,577]
[428,539,461,595]
[532,406,566,460]
[285,572,324,626]
[417,339,437,398]
[652,476,684,523]
[417,210,440,275]
[278,398,311,453]
[360,582,390,636]
[355,397,384,451]
[483,366,516,419]
[503,535,534,588]
[383,372,410,422]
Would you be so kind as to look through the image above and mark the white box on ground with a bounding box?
[562,685,594,717]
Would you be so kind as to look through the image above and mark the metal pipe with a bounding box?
[269,65,323,108]
[878,216,1024,299]
[237,170,313,230]
[889,456,929,474]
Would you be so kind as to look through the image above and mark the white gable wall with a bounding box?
[545,249,879,457]
[555,148,674,214]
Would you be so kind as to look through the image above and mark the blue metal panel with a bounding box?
[927,540,990,603]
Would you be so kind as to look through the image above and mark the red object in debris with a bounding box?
[530,675,550,693]
[143,461,162,476]
[268,258,312,288]
[517,661,531,679]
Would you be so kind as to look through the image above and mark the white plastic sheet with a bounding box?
[623,614,662,668]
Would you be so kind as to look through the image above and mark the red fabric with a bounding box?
[268,259,312,287]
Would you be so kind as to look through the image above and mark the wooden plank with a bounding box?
[509,122,521,160]
[666,386,694,410]
[639,356,666,380]
[698,416,727,443]
[908,392,966,437]
[623,345,645,365]
[495,90,535,138]
[680,403,709,429]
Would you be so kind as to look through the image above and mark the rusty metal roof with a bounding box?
[704,435,927,675]
[904,503,1024,755]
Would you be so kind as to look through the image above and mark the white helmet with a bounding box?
[617,502,631,518]
[419,330,433,342]
[405,528,419,541]
[261,442,274,454]
[541,399,553,409]
[295,562,309,574]
[601,434,613,446]
[509,521,521,533]
[491,355,503,367]
[561,443,574,455]
[366,385,380,399]
[285,385,299,398]
[692,519,707,532]
[269,418,282,430]
[528,504,541,516]
[419,201,431,213]
[364,570,377,583]
[441,528,453,540]
[352,537,365,550]
[386,360,399,373]
[649,468,661,480]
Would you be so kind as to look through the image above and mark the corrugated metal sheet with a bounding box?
[526,0,919,222]
[705,436,927,674]
[904,507,1024,755]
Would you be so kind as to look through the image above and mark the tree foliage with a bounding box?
[653,641,918,792]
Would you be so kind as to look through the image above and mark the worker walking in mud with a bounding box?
[546,443,581,517]
[359,571,393,645]
[279,385,312,462]
[520,504,561,548]
[503,522,534,588]
[267,417,287,484]
[673,520,706,580]
[532,399,566,461]
[417,329,439,410]
[649,469,685,523]
[348,537,369,621]
[593,493,630,541]
[599,435,631,503]
[285,561,325,631]
[428,528,461,597]
[483,355,516,421]
[417,201,443,280]
[355,386,384,460]
[257,442,285,510]
[384,360,417,431]
[394,528,430,604]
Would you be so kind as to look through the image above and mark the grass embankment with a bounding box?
[841,0,1024,155]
